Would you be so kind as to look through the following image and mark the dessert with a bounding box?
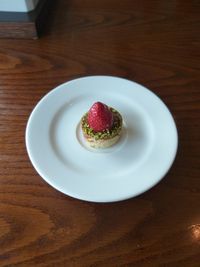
[81,102,122,148]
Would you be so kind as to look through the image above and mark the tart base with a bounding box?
[84,133,121,149]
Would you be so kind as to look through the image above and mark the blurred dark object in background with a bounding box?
[0,0,52,39]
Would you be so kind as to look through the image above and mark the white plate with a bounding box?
[26,76,178,202]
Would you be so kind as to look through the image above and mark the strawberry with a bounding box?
[87,102,113,132]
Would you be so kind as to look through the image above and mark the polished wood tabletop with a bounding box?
[0,0,200,266]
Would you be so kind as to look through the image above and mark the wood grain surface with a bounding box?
[0,0,200,266]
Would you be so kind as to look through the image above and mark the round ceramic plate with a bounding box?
[26,76,178,202]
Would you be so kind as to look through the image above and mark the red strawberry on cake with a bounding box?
[87,102,113,131]
[81,102,122,148]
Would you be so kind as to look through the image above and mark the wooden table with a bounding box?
[0,0,200,266]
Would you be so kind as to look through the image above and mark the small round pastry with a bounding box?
[81,102,123,149]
